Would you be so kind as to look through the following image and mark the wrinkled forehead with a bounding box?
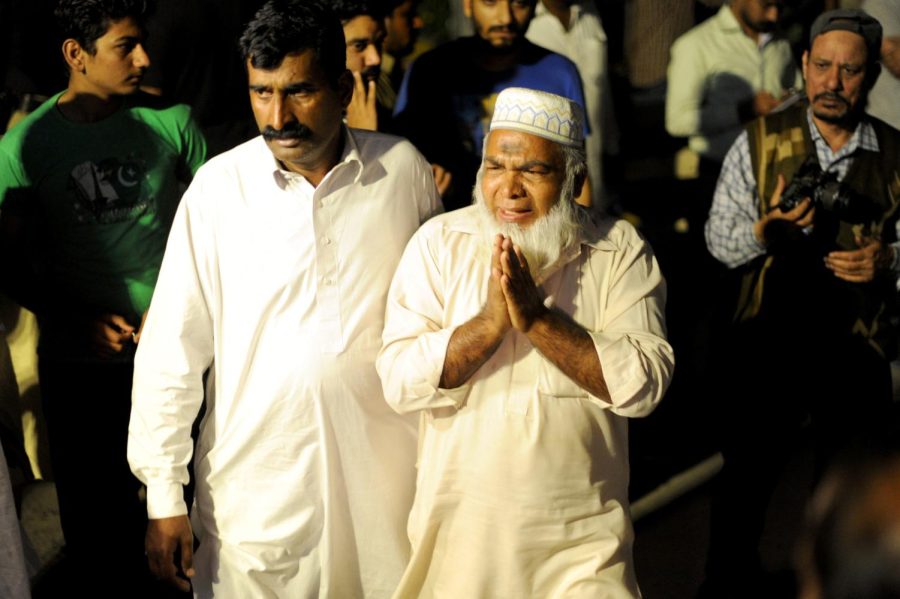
[484,129,564,164]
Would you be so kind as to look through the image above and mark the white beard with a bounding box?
[473,173,583,279]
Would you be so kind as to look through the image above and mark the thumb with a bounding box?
[180,529,195,578]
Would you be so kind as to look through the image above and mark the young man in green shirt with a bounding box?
[0,0,205,592]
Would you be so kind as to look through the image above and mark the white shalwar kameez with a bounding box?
[128,129,441,598]
[377,207,674,598]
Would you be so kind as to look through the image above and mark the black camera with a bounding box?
[775,155,875,224]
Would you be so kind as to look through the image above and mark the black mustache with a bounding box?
[813,92,849,106]
[360,66,380,83]
[488,24,519,34]
[261,123,313,141]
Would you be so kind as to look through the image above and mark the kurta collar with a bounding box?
[270,125,364,189]
[533,1,582,29]
[716,5,774,48]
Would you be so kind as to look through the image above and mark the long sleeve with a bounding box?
[376,224,472,414]
[704,131,768,268]
[128,179,215,519]
[586,225,674,417]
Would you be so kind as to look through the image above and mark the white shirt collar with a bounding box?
[270,125,364,190]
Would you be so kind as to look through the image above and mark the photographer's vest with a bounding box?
[735,102,900,356]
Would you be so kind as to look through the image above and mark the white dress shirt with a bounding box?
[377,207,674,598]
[128,129,441,598]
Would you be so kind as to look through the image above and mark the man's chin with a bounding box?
[480,34,520,52]
[812,103,858,126]
[265,143,308,167]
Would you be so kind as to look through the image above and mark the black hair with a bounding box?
[331,0,386,23]
[54,0,149,54]
[239,0,346,87]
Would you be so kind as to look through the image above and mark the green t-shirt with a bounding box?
[0,92,206,358]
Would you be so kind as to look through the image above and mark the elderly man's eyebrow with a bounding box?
[515,159,556,171]
[483,155,557,171]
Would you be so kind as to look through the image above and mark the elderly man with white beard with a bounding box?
[376,87,675,598]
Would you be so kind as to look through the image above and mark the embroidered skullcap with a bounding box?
[489,87,585,148]
[810,9,882,65]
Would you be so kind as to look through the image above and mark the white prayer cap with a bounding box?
[489,87,585,148]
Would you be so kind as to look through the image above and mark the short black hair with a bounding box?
[54,0,149,54]
[331,0,385,23]
[239,0,346,87]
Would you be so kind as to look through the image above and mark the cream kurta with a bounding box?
[377,207,674,598]
[128,129,441,598]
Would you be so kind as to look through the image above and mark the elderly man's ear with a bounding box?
[574,172,587,198]
[573,172,591,209]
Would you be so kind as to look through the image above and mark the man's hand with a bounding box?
[432,164,453,197]
[498,237,547,333]
[438,235,510,388]
[825,235,894,283]
[90,313,135,358]
[345,71,377,131]
[482,234,512,334]
[146,515,194,593]
[753,90,780,117]
[753,174,816,245]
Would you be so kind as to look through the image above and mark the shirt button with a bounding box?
[322,237,332,245]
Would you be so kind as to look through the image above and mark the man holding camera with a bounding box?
[702,9,900,596]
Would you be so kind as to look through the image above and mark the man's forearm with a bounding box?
[526,308,609,399]
[439,314,506,389]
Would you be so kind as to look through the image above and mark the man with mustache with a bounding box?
[702,9,900,597]
[0,0,206,593]
[666,0,801,189]
[127,1,441,596]
[378,87,674,597]
[393,0,586,212]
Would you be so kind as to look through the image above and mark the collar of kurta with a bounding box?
[533,1,583,29]
[271,125,363,189]
[716,4,775,49]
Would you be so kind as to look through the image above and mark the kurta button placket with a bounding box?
[313,179,343,353]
